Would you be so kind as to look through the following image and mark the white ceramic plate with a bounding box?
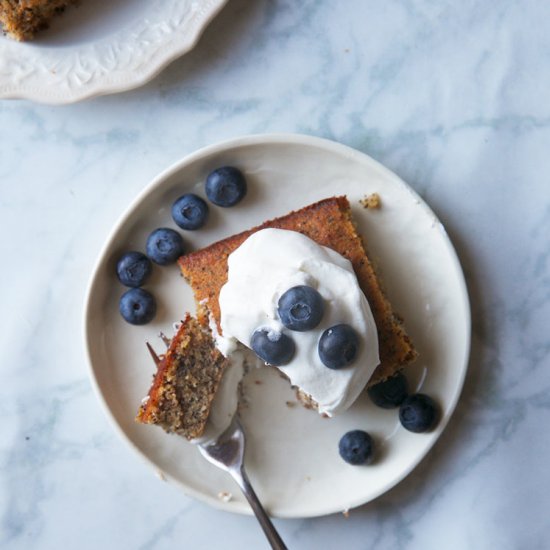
[0,0,227,104]
[84,134,471,518]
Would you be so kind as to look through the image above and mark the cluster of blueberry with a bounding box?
[116,166,247,325]
[338,373,440,465]
[250,284,361,371]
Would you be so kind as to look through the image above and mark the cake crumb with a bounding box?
[360,193,381,209]
[254,380,262,385]
[155,469,167,482]
[218,491,233,503]
[0,0,78,41]
[295,388,318,410]
[342,509,350,518]
[285,400,297,408]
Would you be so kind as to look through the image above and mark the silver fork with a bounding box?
[198,417,288,550]
[146,341,287,550]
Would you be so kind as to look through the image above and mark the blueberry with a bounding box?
[318,324,359,369]
[278,285,324,332]
[367,372,408,409]
[146,227,184,265]
[119,288,156,325]
[250,328,295,366]
[116,251,152,288]
[399,394,439,433]
[205,166,247,207]
[338,430,374,465]
[171,193,209,230]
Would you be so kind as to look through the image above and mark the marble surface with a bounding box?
[1,1,549,549]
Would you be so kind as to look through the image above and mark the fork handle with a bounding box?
[230,467,288,550]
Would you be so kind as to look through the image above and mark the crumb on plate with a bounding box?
[359,193,381,209]
[218,491,233,503]
[155,469,167,482]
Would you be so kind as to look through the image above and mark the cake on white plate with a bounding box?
[137,196,418,441]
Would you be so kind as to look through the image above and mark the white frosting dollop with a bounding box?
[218,228,380,416]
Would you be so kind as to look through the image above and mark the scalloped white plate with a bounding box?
[84,134,471,518]
[0,0,227,104]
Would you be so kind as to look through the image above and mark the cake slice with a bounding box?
[136,315,230,440]
[137,196,417,439]
[179,196,417,387]
[0,0,75,41]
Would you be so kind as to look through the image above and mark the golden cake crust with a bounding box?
[178,196,417,386]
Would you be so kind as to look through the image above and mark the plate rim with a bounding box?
[83,133,472,517]
[0,0,228,104]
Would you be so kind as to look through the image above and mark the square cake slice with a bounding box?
[179,195,417,387]
[0,0,75,41]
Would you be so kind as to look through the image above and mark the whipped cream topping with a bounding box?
[218,228,380,416]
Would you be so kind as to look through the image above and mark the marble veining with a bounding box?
[1,0,550,548]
